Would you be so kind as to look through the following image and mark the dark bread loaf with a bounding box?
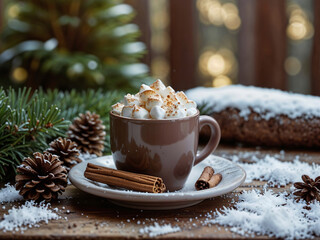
[187,85,320,148]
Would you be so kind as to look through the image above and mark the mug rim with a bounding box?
[109,109,200,123]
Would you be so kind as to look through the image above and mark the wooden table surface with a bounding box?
[0,144,319,240]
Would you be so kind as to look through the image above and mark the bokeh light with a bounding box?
[12,67,28,83]
[287,4,313,41]
[284,57,301,76]
[212,75,232,87]
[199,48,236,78]
[197,0,241,30]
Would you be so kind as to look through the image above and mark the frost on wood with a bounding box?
[186,85,320,120]
[213,189,320,239]
[0,184,23,203]
[238,155,320,185]
[0,201,60,232]
[139,223,181,237]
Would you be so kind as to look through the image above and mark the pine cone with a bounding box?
[293,175,320,203]
[47,137,81,170]
[68,111,106,156]
[16,152,68,201]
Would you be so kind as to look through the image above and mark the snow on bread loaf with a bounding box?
[186,85,320,148]
[112,79,197,119]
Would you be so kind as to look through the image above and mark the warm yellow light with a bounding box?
[224,13,241,30]
[222,3,238,17]
[287,6,313,40]
[284,57,301,76]
[151,57,170,80]
[8,4,20,18]
[199,50,214,75]
[12,67,28,83]
[207,2,223,26]
[212,75,232,87]
[287,22,307,40]
[207,54,226,76]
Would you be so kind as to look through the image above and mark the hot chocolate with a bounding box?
[111,80,198,119]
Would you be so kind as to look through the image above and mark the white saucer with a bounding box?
[69,155,246,210]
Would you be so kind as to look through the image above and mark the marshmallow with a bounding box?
[139,84,152,93]
[146,96,163,111]
[121,105,134,118]
[113,79,198,120]
[111,103,124,115]
[150,106,166,119]
[132,105,149,119]
[176,91,188,105]
[160,86,175,99]
[124,94,139,106]
[187,108,197,116]
[139,89,160,103]
[185,100,197,109]
[166,108,187,119]
[150,79,166,93]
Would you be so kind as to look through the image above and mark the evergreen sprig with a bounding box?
[0,88,69,180]
[0,87,123,181]
[40,88,123,153]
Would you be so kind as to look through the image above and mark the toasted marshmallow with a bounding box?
[124,94,139,106]
[111,103,124,115]
[139,89,160,103]
[139,84,152,93]
[113,79,198,120]
[160,86,175,99]
[132,105,149,119]
[150,79,166,93]
[187,108,197,116]
[146,96,163,111]
[150,106,165,119]
[166,108,187,119]
[176,91,188,105]
[185,100,197,109]
[121,105,134,118]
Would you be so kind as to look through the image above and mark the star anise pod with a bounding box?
[293,175,320,203]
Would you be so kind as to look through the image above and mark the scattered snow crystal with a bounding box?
[234,154,320,185]
[139,223,181,237]
[0,184,23,204]
[213,189,320,239]
[0,201,60,232]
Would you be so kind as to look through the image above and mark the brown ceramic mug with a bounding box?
[110,110,220,191]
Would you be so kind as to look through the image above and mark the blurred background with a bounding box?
[0,0,319,95]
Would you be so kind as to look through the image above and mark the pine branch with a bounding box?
[0,87,69,181]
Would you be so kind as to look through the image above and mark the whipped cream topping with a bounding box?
[112,80,197,119]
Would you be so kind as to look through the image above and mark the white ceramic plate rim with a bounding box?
[69,155,246,203]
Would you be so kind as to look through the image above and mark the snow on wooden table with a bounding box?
[0,144,319,239]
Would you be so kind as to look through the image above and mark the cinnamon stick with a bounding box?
[195,166,222,190]
[84,163,166,193]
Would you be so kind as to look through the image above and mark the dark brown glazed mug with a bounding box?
[110,110,221,191]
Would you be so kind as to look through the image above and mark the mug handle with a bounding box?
[194,116,221,166]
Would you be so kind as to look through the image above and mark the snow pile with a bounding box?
[186,85,320,120]
[0,184,23,203]
[238,155,320,185]
[0,201,60,232]
[139,223,181,237]
[213,189,320,239]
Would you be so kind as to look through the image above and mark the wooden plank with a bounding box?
[0,145,319,239]
[169,0,197,90]
[311,0,320,96]
[238,0,287,90]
